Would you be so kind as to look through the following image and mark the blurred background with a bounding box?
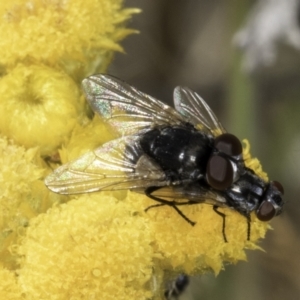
[109,0,300,299]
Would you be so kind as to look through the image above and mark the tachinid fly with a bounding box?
[45,74,285,242]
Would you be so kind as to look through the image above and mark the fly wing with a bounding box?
[82,74,185,137]
[45,136,169,194]
[139,184,228,207]
[173,86,226,137]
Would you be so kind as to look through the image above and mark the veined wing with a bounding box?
[173,87,226,137]
[82,74,185,137]
[45,136,168,194]
[138,184,227,207]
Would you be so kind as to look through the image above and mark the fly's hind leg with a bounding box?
[145,186,196,226]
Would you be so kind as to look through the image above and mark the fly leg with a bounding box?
[245,213,251,241]
[213,206,228,243]
[145,186,196,226]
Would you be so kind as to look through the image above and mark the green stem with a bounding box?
[226,1,256,146]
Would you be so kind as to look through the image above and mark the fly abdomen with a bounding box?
[139,125,213,181]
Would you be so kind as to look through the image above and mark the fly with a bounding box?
[45,74,285,242]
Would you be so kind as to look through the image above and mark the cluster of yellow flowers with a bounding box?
[0,1,270,299]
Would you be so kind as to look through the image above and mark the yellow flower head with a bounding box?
[0,0,140,79]
[59,114,117,164]
[0,64,84,156]
[0,267,22,300]
[0,135,65,269]
[0,0,140,274]
[17,194,153,300]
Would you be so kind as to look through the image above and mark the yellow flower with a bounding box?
[15,164,269,300]
[0,267,22,300]
[0,0,140,80]
[17,194,153,300]
[0,64,85,156]
[59,114,117,164]
[242,139,268,181]
[0,0,140,269]
[0,135,66,269]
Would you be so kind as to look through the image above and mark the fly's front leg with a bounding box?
[213,205,228,243]
[213,207,252,243]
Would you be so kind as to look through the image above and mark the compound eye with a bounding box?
[206,155,234,190]
[256,201,276,221]
[272,180,284,195]
[214,133,243,157]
